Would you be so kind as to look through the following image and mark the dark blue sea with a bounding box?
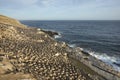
[21,20,120,71]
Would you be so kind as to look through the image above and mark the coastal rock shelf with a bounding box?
[70,48,120,80]
[0,15,119,80]
[0,22,87,80]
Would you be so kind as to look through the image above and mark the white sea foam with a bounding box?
[54,34,62,39]
[68,44,76,48]
[79,47,84,51]
[52,31,62,39]
[84,50,120,72]
[62,42,120,71]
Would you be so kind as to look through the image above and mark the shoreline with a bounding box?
[0,15,120,80]
[50,29,120,79]
[35,25,120,80]
[52,29,120,72]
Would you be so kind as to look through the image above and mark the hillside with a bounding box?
[0,15,26,28]
[1,15,119,80]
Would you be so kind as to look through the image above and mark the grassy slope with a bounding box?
[0,15,26,28]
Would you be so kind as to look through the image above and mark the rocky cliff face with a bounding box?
[0,15,106,80]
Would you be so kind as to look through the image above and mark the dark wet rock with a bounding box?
[113,62,120,67]
[41,30,59,37]
[81,50,90,56]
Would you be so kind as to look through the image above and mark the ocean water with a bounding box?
[21,20,120,71]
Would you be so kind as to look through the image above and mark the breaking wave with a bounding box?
[81,48,120,72]
[67,43,120,72]
[54,33,62,39]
